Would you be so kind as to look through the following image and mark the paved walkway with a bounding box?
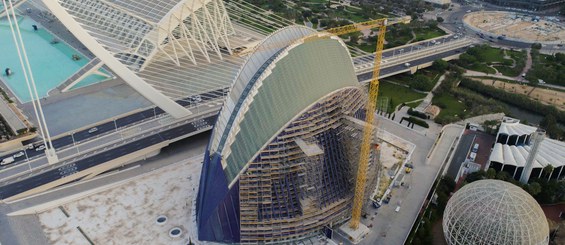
[351,122,463,245]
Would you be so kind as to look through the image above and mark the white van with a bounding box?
[1,157,14,165]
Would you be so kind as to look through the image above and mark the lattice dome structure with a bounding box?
[443,179,549,245]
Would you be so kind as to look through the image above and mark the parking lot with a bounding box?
[447,128,495,179]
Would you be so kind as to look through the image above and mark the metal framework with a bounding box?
[443,180,549,245]
[36,0,298,117]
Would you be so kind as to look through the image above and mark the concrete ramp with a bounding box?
[55,57,111,92]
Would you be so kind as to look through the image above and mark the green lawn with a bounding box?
[378,81,427,113]
[413,26,446,41]
[470,45,506,63]
[492,49,527,77]
[432,94,466,119]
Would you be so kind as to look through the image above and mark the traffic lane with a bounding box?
[356,47,468,82]
[0,89,224,167]
[73,121,116,141]
[0,134,164,199]
[353,36,459,64]
[0,115,218,199]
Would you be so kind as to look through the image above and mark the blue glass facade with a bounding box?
[196,150,240,242]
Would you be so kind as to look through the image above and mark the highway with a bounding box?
[357,47,468,82]
[0,114,218,199]
[0,89,225,167]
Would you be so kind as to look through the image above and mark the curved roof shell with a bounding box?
[498,117,537,136]
[443,179,549,245]
[208,25,359,184]
[489,139,565,168]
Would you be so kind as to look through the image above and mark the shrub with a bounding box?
[402,116,429,128]
[407,108,428,119]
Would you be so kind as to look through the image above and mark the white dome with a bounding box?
[443,179,549,245]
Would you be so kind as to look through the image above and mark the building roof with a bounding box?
[443,179,549,245]
[498,117,537,136]
[208,26,359,184]
[490,138,565,168]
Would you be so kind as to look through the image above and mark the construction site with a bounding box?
[464,11,565,43]
[0,0,432,244]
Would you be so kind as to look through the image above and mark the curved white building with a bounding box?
[443,179,549,245]
[196,26,372,244]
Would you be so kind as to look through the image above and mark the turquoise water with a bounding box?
[0,16,106,102]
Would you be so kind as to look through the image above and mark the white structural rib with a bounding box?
[41,0,191,118]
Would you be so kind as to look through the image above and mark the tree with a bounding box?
[436,16,444,23]
[431,59,449,71]
[531,43,542,50]
[410,74,434,91]
[486,168,496,179]
[526,182,542,196]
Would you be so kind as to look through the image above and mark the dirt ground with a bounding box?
[474,78,565,111]
[464,11,565,42]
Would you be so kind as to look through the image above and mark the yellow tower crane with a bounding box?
[325,16,410,230]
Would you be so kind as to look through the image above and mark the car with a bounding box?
[12,152,24,158]
[190,95,203,103]
[469,152,477,162]
[25,143,33,150]
[395,206,401,212]
[1,157,14,165]
[405,163,414,169]
[405,167,412,174]
[88,127,98,134]
[472,143,479,153]
[466,10,472,13]
[35,145,46,151]
[404,63,411,67]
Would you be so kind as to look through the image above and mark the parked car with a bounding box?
[12,152,24,158]
[1,157,14,165]
[35,145,46,151]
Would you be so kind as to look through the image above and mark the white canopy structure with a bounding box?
[488,117,565,181]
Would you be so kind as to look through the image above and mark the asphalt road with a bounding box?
[446,133,474,179]
[353,35,462,66]
[356,46,469,82]
[0,89,225,168]
[0,114,218,199]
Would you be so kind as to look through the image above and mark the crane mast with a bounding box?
[327,18,391,230]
